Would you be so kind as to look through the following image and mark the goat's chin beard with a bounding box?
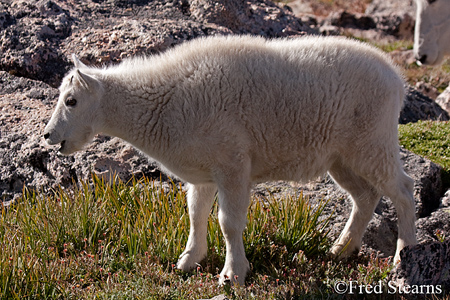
[58,129,96,155]
[58,139,90,155]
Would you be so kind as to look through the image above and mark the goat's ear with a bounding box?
[75,69,97,88]
[72,54,87,69]
[74,70,104,96]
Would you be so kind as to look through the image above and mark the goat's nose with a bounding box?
[419,55,427,65]
[44,132,50,139]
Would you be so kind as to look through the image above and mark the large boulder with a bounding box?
[288,0,416,41]
[393,239,450,291]
[400,86,450,124]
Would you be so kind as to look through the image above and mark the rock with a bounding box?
[187,0,312,36]
[401,148,444,218]
[326,10,376,31]
[399,86,450,124]
[0,0,73,87]
[287,0,314,16]
[393,239,450,291]
[365,0,416,40]
[366,0,415,16]
[388,49,416,66]
[416,209,450,244]
[436,86,450,115]
[0,0,312,87]
[415,81,441,100]
[310,0,415,41]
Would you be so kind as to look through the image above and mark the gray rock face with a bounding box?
[400,86,450,124]
[187,0,311,36]
[393,239,450,291]
[0,0,73,87]
[0,0,312,88]
[365,0,416,40]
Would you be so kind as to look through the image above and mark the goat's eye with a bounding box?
[428,0,437,4]
[65,97,77,107]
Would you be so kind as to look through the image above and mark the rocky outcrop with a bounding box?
[400,86,450,124]
[365,0,416,40]
[0,0,312,88]
[288,0,416,43]
[394,239,450,291]
[187,0,310,36]
[0,1,73,87]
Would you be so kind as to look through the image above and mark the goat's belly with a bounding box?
[250,152,333,183]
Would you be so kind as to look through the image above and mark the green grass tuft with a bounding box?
[399,120,450,189]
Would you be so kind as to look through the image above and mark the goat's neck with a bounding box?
[100,76,174,157]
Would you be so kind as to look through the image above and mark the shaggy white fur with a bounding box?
[414,0,450,65]
[44,35,417,285]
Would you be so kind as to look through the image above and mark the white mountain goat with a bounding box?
[414,0,450,65]
[44,35,417,285]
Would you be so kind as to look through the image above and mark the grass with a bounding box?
[0,175,416,299]
[399,120,450,189]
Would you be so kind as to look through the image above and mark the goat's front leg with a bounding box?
[216,175,251,286]
[177,183,217,271]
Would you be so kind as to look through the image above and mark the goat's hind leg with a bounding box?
[328,159,383,258]
[379,169,417,262]
[177,183,217,271]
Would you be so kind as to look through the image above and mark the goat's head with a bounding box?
[414,0,450,65]
[44,55,105,155]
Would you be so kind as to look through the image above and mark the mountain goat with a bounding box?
[414,0,450,65]
[44,35,417,285]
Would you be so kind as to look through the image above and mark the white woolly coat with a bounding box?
[92,36,404,187]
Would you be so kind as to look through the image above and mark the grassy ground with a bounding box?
[1,176,407,299]
[399,120,450,189]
